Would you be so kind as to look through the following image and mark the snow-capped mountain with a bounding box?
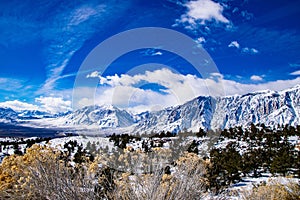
[0,108,63,121]
[17,110,55,119]
[134,85,300,133]
[211,85,300,130]
[0,85,299,133]
[134,96,214,133]
[0,107,18,123]
[47,105,135,129]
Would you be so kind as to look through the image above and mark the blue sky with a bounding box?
[0,0,300,113]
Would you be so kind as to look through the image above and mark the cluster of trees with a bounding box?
[205,124,300,193]
[207,142,243,192]
[108,132,177,153]
[62,140,95,164]
[0,137,52,156]
[107,124,300,193]
[108,133,141,149]
[149,131,175,138]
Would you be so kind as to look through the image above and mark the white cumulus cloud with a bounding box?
[184,0,229,23]
[176,0,230,30]
[250,75,263,81]
[35,96,72,114]
[228,41,240,48]
[0,100,40,112]
[196,37,206,45]
[228,41,259,54]
[0,96,72,114]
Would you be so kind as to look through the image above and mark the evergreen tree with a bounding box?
[13,143,22,155]
[196,128,206,137]
[74,145,86,164]
[270,144,294,176]
[295,150,300,178]
[242,148,264,177]
[187,140,198,154]
[207,148,225,193]
[222,142,243,184]
[207,143,242,193]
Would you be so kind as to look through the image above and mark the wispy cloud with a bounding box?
[289,63,300,68]
[140,49,163,57]
[0,76,39,103]
[290,70,300,76]
[240,10,254,20]
[39,4,109,93]
[242,47,259,54]
[234,26,300,55]
[0,77,23,91]
[0,1,131,94]
[231,7,253,21]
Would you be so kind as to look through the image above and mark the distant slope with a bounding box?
[0,108,18,123]
[47,105,135,129]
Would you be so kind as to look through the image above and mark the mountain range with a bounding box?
[0,85,299,134]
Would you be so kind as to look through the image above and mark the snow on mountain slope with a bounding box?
[44,105,135,129]
[0,107,18,123]
[17,110,55,119]
[135,85,300,133]
[212,85,300,129]
[134,96,214,133]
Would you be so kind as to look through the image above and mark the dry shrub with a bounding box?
[112,152,208,200]
[0,145,209,200]
[0,144,100,200]
[241,179,300,200]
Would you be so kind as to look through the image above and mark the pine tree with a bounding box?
[13,143,22,155]
[270,144,294,176]
[222,142,243,184]
[243,148,264,177]
[187,140,199,154]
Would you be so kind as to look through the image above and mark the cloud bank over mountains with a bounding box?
[0,97,71,114]
[1,67,299,114]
